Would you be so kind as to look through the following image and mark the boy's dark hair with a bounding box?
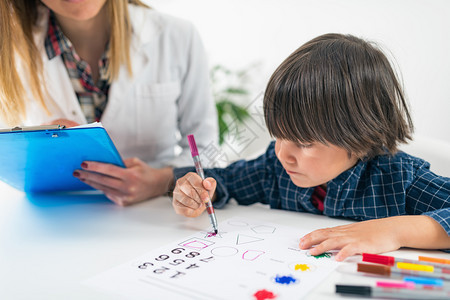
[264,33,413,159]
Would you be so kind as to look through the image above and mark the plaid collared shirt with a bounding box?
[44,12,110,123]
[174,142,450,246]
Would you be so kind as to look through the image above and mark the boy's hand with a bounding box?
[299,218,402,262]
[172,172,217,218]
[299,215,450,262]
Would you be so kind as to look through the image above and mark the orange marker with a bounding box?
[419,256,450,265]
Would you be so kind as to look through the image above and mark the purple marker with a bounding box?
[187,134,219,234]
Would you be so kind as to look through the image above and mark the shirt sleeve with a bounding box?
[405,162,450,237]
[166,22,218,168]
[173,142,279,208]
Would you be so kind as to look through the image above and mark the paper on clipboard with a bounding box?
[0,122,124,193]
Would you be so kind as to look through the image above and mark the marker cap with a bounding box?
[336,285,371,296]
[403,276,443,287]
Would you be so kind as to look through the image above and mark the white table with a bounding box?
[1,181,449,299]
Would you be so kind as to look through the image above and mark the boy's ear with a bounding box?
[357,151,369,161]
[348,151,366,161]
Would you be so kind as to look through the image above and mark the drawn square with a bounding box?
[178,238,215,250]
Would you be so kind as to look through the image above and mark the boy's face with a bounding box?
[275,139,359,188]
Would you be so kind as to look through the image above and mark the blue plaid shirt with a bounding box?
[174,142,450,242]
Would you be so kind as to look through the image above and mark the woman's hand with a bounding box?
[172,172,217,218]
[73,158,174,206]
[299,215,450,261]
[43,118,80,128]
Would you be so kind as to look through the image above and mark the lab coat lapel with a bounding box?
[43,55,87,124]
[102,6,161,122]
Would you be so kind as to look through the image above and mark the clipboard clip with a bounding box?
[0,124,66,133]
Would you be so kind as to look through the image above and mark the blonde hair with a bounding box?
[0,0,148,126]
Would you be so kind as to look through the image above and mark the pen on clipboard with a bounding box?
[187,134,219,234]
[0,124,65,133]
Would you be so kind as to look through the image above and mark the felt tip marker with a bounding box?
[356,266,450,288]
[403,276,450,289]
[357,263,450,280]
[187,134,219,234]
[363,253,450,269]
[336,284,450,299]
[403,276,445,287]
[419,256,450,265]
[363,253,450,278]
[397,262,450,278]
[376,281,415,289]
[376,280,450,291]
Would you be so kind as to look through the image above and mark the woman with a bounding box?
[0,0,218,205]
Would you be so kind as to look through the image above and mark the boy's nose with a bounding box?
[277,141,297,165]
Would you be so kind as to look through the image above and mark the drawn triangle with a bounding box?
[236,234,264,245]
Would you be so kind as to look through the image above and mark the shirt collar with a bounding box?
[328,159,367,188]
[44,12,74,60]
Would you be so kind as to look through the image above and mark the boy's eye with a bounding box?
[295,142,313,149]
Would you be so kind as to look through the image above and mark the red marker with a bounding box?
[363,253,450,269]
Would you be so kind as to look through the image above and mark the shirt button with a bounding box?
[72,110,77,115]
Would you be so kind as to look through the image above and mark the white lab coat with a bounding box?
[12,5,218,168]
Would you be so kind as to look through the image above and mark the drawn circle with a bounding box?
[288,262,317,272]
[251,225,276,234]
[227,220,248,227]
[211,246,239,257]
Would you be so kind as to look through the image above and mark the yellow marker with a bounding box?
[397,262,434,272]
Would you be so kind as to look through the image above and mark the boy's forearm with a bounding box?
[395,215,450,250]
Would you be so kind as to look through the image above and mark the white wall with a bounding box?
[145,0,450,166]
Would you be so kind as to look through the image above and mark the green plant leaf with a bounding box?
[218,117,228,145]
[230,104,250,122]
[224,87,248,95]
[211,64,257,145]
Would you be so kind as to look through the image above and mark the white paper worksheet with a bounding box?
[84,217,339,299]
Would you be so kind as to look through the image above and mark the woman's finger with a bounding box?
[74,169,123,190]
[81,161,127,178]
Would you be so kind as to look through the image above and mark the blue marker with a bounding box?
[404,276,447,287]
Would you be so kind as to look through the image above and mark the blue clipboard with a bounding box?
[0,125,125,193]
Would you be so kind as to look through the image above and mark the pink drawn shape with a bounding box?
[242,250,265,261]
[183,240,208,250]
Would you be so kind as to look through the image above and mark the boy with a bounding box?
[171,34,450,261]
